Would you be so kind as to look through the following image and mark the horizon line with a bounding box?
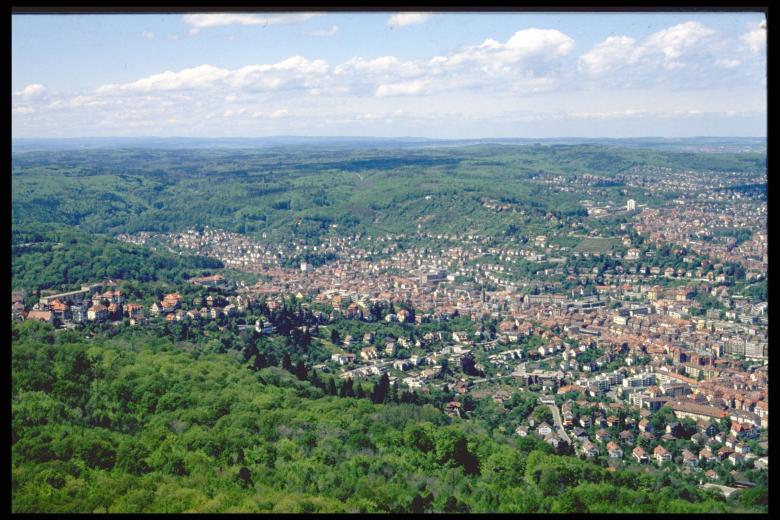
[12,135,768,141]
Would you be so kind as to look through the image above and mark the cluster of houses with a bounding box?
[515,394,763,475]
[17,279,264,329]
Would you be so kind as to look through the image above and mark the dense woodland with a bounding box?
[12,224,223,294]
[12,145,765,242]
[13,321,766,513]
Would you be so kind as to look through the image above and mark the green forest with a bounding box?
[12,321,763,513]
[12,224,223,294]
[12,145,765,242]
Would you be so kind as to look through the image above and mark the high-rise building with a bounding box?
[627,199,636,211]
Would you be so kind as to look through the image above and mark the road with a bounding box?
[543,400,572,445]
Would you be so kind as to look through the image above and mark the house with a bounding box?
[699,448,716,463]
[393,360,410,371]
[665,422,682,435]
[444,401,462,418]
[681,449,698,467]
[728,452,745,466]
[571,427,589,441]
[129,314,147,326]
[697,420,718,437]
[632,446,649,464]
[544,433,561,448]
[606,415,620,427]
[581,440,599,459]
[360,347,378,361]
[639,431,655,442]
[619,430,635,443]
[124,303,144,317]
[537,422,553,437]
[638,418,652,432]
[606,441,623,459]
[579,416,592,428]
[87,304,108,322]
[515,425,529,437]
[26,310,54,324]
[653,445,672,465]
[595,429,610,443]
[49,299,70,320]
[107,303,121,320]
[717,446,733,460]
[331,352,356,365]
[731,422,757,439]
[735,443,750,454]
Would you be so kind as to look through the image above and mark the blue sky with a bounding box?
[12,12,767,138]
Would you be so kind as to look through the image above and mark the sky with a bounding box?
[12,11,767,139]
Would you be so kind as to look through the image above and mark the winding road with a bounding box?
[538,396,572,444]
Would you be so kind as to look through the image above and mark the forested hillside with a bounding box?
[12,321,761,513]
[12,224,223,293]
[12,145,765,242]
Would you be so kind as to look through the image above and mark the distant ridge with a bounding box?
[11,135,766,153]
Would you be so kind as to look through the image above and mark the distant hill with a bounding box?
[11,136,766,153]
[11,144,765,243]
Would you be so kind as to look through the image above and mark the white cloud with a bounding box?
[183,13,321,34]
[142,31,155,40]
[13,106,36,114]
[644,21,715,60]
[69,95,108,108]
[741,20,766,53]
[375,79,429,97]
[569,108,648,119]
[387,13,434,28]
[309,25,339,37]
[440,28,575,75]
[226,56,329,90]
[579,21,718,77]
[16,83,46,99]
[95,57,331,97]
[578,36,644,76]
[334,56,420,79]
[715,58,741,68]
[97,64,231,93]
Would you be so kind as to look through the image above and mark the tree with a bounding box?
[281,353,293,373]
[461,352,479,376]
[327,377,338,396]
[294,360,308,381]
[390,381,400,404]
[253,353,269,371]
[410,493,433,514]
[237,467,253,488]
[437,359,451,379]
[309,369,323,389]
[330,329,340,345]
[371,373,390,404]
